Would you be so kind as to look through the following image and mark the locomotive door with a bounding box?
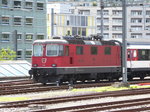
[127,49,138,68]
[64,45,74,65]
[69,46,74,65]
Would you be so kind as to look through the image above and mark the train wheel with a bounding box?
[108,76,113,82]
[115,77,120,81]
[69,80,73,86]
[95,79,100,83]
[140,76,144,80]
[42,83,46,85]
[81,79,85,83]
[56,80,63,86]
[128,76,133,81]
[33,75,39,83]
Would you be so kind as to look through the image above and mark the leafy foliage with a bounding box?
[0,48,16,61]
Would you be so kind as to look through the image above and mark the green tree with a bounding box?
[0,48,16,61]
[93,2,97,6]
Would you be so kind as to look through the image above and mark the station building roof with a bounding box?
[0,60,30,78]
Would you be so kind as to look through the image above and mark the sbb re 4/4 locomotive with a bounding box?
[29,36,150,85]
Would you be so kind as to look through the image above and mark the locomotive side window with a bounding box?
[65,46,69,56]
[105,47,111,55]
[33,44,43,56]
[91,46,97,55]
[46,45,63,56]
[76,46,83,55]
[138,49,150,60]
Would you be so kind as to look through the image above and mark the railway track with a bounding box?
[0,88,150,112]
[0,79,34,86]
[0,79,150,95]
[33,97,150,112]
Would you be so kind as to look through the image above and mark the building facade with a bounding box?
[48,0,150,40]
[0,0,47,61]
[73,6,150,39]
[47,3,96,38]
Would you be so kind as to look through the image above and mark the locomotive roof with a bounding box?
[33,39,69,44]
[33,39,118,46]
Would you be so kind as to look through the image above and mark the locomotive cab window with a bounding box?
[33,44,43,56]
[46,44,63,56]
[105,47,111,55]
[76,46,83,55]
[91,46,98,55]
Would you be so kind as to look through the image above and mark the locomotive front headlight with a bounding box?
[52,64,57,67]
[33,64,38,67]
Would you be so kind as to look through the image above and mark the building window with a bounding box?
[67,31,70,35]
[112,33,122,38]
[146,33,150,38]
[145,26,150,30]
[72,27,77,36]
[105,47,111,55]
[70,15,88,27]
[14,17,22,25]
[146,18,150,23]
[81,16,87,26]
[112,10,122,16]
[78,28,81,35]
[25,2,33,9]
[97,18,109,24]
[112,18,122,24]
[91,46,97,55]
[97,10,109,16]
[76,46,83,55]
[2,0,8,7]
[146,11,150,15]
[131,33,142,38]
[37,3,44,10]
[131,11,142,16]
[131,18,142,23]
[13,1,21,8]
[37,35,44,40]
[1,34,10,42]
[17,34,22,40]
[1,16,9,25]
[80,10,90,15]
[130,26,142,31]
[25,50,32,58]
[67,20,69,25]
[26,34,33,40]
[112,26,122,31]
[98,26,109,31]
[17,50,22,58]
[82,28,86,36]
[103,33,109,39]
[25,18,33,26]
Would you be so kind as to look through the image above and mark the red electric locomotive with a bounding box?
[29,36,122,85]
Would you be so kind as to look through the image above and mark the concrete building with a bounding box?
[0,0,47,61]
[73,6,150,39]
[48,0,150,40]
[47,3,96,38]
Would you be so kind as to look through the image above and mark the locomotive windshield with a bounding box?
[46,44,63,56]
[33,44,43,56]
